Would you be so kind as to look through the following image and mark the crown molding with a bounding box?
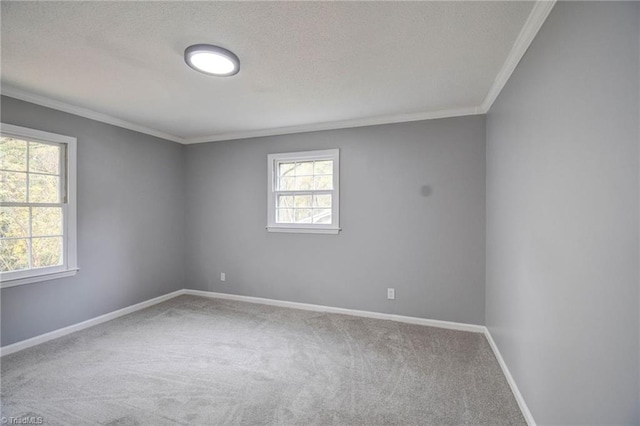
[1,86,186,144]
[184,106,483,144]
[2,1,555,146]
[480,0,556,113]
[2,84,481,145]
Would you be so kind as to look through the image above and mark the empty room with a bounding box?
[1,1,638,425]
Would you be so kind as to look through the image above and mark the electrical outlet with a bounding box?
[387,288,395,300]
[220,272,226,282]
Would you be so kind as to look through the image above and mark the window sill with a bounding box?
[267,226,341,235]
[0,268,79,289]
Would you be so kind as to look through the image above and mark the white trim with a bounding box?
[0,123,79,287]
[185,107,482,144]
[0,1,556,147]
[184,289,485,333]
[1,86,185,144]
[66,123,78,273]
[0,287,533,425]
[0,290,184,357]
[1,88,482,145]
[267,149,340,234]
[484,328,537,426]
[0,289,486,356]
[480,0,556,113]
[0,123,76,145]
[183,291,533,423]
[0,268,79,288]
[266,226,340,234]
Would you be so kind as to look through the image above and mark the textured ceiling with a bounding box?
[1,1,535,143]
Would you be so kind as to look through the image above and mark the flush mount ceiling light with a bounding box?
[184,44,240,77]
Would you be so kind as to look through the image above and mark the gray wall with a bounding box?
[0,96,186,346]
[486,2,639,425]
[185,116,486,325]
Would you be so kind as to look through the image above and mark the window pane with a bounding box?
[278,176,295,191]
[295,209,312,223]
[294,195,312,208]
[296,161,313,176]
[29,174,60,203]
[1,137,27,172]
[314,175,333,190]
[278,162,296,177]
[32,207,63,237]
[0,171,27,202]
[29,142,61,175]
[313,194,331,208]
[0,207,29,238]
[295,176,313,191]
[312,209,332,224]
[277,195,294,208]
[314,160,332,175]
[276,208,294,223]
[32,237,63,268]
[1,238,29,272]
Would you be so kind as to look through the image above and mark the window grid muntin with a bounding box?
[276,159,334,192]
[274,158,334,225]
[275,192,332,223]
[0,136,66,273]
[267,149,339,233]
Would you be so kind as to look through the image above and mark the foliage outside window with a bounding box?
[267,149,340,234]
[0,124,77,287]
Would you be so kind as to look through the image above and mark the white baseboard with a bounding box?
[0,288,482,356]
[191,292,534,424]
[484,328,536,426]
[184,289,485,333]
[187,289,535,425]
[0,290,185,357]
[1,288,533,425]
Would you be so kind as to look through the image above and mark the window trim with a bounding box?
[267,149,340,235]
[0,123,78,288]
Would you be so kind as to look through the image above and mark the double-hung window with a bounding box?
[0,123,78,287]
[267,149,340,234]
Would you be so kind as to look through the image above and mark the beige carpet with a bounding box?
[1,295,525,425]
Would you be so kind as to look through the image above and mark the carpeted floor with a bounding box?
[1,295,525,425]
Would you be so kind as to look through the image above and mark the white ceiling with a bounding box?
[1,1,547,144]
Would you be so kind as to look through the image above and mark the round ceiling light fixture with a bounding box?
[184,44,240,77]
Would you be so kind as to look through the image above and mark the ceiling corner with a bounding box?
[480,0,557,113]
[1,85,187,144]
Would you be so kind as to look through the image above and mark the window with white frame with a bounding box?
[267,149,340,234]
[0,123,77,287]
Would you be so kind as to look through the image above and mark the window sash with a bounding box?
[1,140,67,203]
[267,149,340,233]
[1,202,65,208]
[0,123,77,287]
[1,203,68,277]
[273,190,333,196]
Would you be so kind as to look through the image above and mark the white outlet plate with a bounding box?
[220,273,226,282]
[387,288,395,300]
